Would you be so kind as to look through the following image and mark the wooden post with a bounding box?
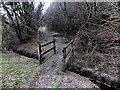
[39,43,42,64]
[62,47,66,72]
[63,47,66,60]
[71,40,74,57]
[53,39,56,53]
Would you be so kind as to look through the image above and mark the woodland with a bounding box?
[0,1,120,89]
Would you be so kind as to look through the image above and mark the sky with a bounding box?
[0,0,53,15]
[35,0,53,14]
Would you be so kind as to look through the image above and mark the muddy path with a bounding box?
[29,38,99,88]
[28,29,99,88]
[8,28,99,88]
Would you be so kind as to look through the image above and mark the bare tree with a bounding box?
[44,2,89,38]
[1,2,44,43]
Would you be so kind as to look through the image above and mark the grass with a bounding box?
[1,52,41,88]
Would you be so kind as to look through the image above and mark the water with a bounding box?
[91,79,119,90]
[67,68,119,90]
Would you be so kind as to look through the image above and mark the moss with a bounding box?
[2,53,40,88]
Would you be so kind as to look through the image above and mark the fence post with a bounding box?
[71,40,74,57]
[53,39,56,53]
[63,48,66,60]
[39,43,42,64]
[62,47,66,72]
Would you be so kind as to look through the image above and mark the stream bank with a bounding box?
[5,32,99,88]
[66,58,120,90]
[4,28,118,89]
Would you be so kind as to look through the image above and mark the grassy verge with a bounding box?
[1,52,41,88]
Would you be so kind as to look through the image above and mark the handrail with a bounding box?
[41,47,54,55]
[62,39,74,71]
[41,40,54,47]
[38,39,56,64]
[64,40,74,49]
[66,49,72,57]
[62,39,74,60]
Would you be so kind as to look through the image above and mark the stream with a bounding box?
[67,68,119,90]
[52,33,119,89]
[94,81,118,90]
[52,31,119,90]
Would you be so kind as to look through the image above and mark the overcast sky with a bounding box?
[0,0,53,15]
[35,0,53,14]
